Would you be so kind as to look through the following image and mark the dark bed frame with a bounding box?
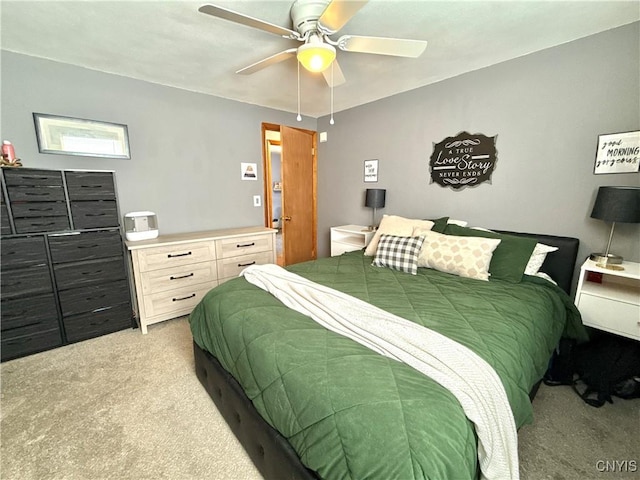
[193,231,580,480]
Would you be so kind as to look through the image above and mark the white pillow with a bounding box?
[364,215,434,256]
[447,219,468,227]
[525,243,558,276]
[413,228,501,281]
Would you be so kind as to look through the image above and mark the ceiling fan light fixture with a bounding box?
[297,42,336,73]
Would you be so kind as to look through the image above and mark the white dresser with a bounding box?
[126,226,276,333]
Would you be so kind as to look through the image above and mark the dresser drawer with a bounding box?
[65,171,116,201]
[49,230,123,263]
[63,303,131,343]
[142,282,216,319]
[215,234,273,259]
[11,201,68,218]
[1,265,53,299]
[217,251,273,281]
[1,293,59,332]
[70,201,119,229]
[3,169,64,187]
[135,241,216,272]
[578,294,640,340]
[6,186,66,203]
[58,279,130,317]
[54,257,126,290]
[140,262,217,295]
[1,236,48,271]
[14,215,70,234]
[1,328,62,362]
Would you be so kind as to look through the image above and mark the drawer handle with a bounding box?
[173,293,196,302]
[78,244,101,249]
[80,185,102,188]
[238,261,256,267]
[85,213,107,217]
[168,251,192,258]
[25,192,50,196]
[5,281,22,287]
[31,222,57,227]
[170,273,194,280]
[237,242,255,248]
[82,270,102,275]
[28,207,54,212]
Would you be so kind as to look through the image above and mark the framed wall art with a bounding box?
[33,113,130,159]
[594,131,639,174]
[364,159,378,183]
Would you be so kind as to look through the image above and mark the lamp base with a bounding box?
[589,252,623,265]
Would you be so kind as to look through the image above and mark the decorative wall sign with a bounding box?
[429,132,497,190]
[364,159,379,183]
[241,162,257,180]
[594,131,640,174]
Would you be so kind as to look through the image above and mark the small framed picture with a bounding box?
[594,131,640,174]
[241,162,258,180]
[364,159,378,183]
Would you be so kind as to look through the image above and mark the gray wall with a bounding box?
[1,51,316,234]
[317,22,640,269]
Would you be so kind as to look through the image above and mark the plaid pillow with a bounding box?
[372,234,425,275]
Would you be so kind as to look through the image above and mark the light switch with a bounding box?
[253,195,261,207]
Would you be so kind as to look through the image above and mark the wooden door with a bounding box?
[280,126,316,265]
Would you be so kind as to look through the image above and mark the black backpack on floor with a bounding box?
[544,334,640,407]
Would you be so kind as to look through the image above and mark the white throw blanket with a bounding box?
[241,264,519,480]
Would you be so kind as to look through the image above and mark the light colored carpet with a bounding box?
[1,317,638,480]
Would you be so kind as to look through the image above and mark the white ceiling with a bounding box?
[2,1,638,118]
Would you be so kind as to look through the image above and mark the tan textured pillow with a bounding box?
[364,215,435,256]
[413,228,501,281]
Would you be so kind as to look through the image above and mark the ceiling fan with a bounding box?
[198,0,428,87]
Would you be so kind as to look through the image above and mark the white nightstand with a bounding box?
[574,259,640,341]
[330,225,375,257]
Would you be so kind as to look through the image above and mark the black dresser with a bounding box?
[1,167,132,361]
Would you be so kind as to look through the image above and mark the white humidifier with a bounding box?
[124,211,159,241]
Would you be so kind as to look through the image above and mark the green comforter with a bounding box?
[189,251,585,480]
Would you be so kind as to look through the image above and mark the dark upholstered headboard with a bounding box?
[496,231,580,295]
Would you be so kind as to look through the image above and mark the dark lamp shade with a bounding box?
[590,186,640,223]
[365,189,386,209]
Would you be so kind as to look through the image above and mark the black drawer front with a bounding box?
[13,215,70,234]
[11,201,68,218]
[1,236,48,270]
[65,172,116,201]
[1,203,11,235]
[58,279,129,317]
[49,230,123,264]
[7,186,66,202]
[1,328,62,362]
[1,265,53,299]
[70,201,119,229]
[3,169,64,187]
[64,303,131,343]
[54,257,126,290]
[1,293,59,331]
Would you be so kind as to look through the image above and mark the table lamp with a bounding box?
[365,189,386,231]
[589,186,640,265]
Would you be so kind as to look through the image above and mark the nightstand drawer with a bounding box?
[135,241,216,272]
[140,262,216,295]
[579,294,640,340]
[142,282,216,318]
[215,234,272,259]
[217,251,273,281]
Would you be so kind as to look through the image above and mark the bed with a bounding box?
[189,220,586,480]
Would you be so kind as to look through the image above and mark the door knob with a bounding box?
[282,216,292,221]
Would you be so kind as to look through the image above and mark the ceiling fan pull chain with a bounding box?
[330,61,335,125]
[297,60,302,122]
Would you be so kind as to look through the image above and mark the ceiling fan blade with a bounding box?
[199,4,300,39]
[338,35,427,58]
[236,49,297,75]
[322,60,346,87]
[317,0,368,35]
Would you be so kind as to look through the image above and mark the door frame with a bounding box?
[261,122,318,265]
